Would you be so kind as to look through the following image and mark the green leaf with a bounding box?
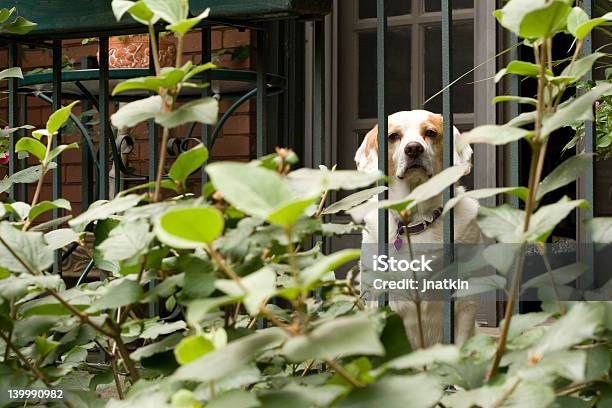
[207,390,260,408]
[167,9,210,36]
[522,262,588,290]
[322,186,387,215]
[15,137,46,161]
[144,0,187,25]
[110,95,162,129]
[0,222,53,273]
[541,83,612,137]
[282,314,384,362]
[155,206,224,249]
[113,69,186,95]
[130,332,183,361]
[3,16,37,34]
[477,204,525,243]
[35,336,59,359]
[0,7,15,24]
[532,302,604,356]
[139,320,186,341]
[44,229,82,251]
[48,142,79,162]
[29,199,71,223]
[505,312,551,341]
[349,165,468,221]
[0,275,61,299]
[97,219,153,261]
[68,194,143,230]
[492,95,538,106]
[526,197,588,242]
[299,249,361,292]
[169,144,208,187]
[337,374,443,408]
[561,53,606,82]
[573,11,612,40]
[0,67,22,80]
[174,335,215,365]
[567,7,589,38]
[172,328,289,382]
[266,197,318,226]
[495,60,550,82]
[215,267,276,316]
[186,296,240,326]
[259,385,344,408]
[47,101,79,135]
[155,97,218,129]
[459,125,532,149]
[537,154,593,201]
[455,275,507,297]
[586,217,612,244]
[444,381,554,408]
[443,187,528,214]
[179,256,215,299]
[494,0,572,39]
[376,344,460,374]
[206,162,293,219]
[287,168,383,197]
[112,0,158,25]
[88,279,143,312]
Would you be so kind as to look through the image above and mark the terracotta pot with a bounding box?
[101,34,177,69]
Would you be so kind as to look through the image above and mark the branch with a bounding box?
[325,359,365,388]
[23,132,54,231]
[0,330,74,408]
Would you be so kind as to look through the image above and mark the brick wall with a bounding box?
[0,27,255,216]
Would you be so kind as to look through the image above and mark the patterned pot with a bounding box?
[103,34,177,68]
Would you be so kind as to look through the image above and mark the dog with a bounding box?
[355,110,481,349]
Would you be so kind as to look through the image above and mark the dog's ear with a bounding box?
[355,125,378,171]
[453,126,473,175]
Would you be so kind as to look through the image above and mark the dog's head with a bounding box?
[355,110,472,183]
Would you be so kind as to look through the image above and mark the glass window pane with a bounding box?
[359,0,411,19]
[424,0,473,12]
[358,28,412,119]
[423,21,474,114]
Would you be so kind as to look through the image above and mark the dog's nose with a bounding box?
[404,142,424,159]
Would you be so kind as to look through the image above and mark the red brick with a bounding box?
[63,165,82,183]
[219,99,250,114]
[223,30,250,48]
[61,147,81,164]
[221,114,251,135]
[211,135,250,157]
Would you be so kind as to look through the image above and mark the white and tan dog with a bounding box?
[355,110,480,349]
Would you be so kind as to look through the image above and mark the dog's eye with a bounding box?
[424,129,438,138]
[388,133,401,142]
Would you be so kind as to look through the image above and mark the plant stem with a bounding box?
[0,330,53,387]
[487,38,553,381]
[486,245,526,381]
[23,133,54,231]
[0,235,139,381]
[325,359,365,388]
[540,246,565,315]
[110,358,124,399]
[207,245,248,292]
[106,317,140,382]
[315,189,329,218]
[401,211,426,349]
[147,24,161,76]
[152,33,185,202]
[492,377,522,408]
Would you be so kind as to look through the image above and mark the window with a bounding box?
[336,1,475,172]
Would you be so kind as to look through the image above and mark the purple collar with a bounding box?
[394,207,443,250]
